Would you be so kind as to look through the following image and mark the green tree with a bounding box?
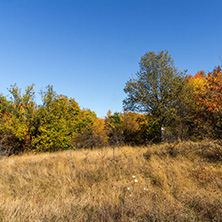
[123,50,186,140]
[33,85,81,152]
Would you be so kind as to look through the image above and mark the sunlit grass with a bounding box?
[0,141,221,221]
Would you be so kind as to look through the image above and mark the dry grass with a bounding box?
[0,141,222,221]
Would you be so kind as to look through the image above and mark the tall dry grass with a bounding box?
[0,141,222,221]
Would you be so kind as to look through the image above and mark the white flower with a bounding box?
[132,175,136,178]
[144,188,146,190]
[127,187,130,190]
[134,179,138,183]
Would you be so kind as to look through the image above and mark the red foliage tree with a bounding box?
[194,66,222,138]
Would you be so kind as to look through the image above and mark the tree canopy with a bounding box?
[1,50,222,155]
[123,50,186,127]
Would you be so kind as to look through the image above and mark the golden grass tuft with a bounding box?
[0,141,222,221]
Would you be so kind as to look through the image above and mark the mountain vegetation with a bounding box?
[0,50,222,221]
[1,51,222,155]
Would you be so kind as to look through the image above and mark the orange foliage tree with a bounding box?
[105,111,160,146]
[192,66,222,138]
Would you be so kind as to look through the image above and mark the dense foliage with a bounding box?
[0,50,222,154]
[190,66,222,139]
[123,50,186,128]
[123,50,222,142]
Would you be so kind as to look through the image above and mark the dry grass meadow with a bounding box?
[0,141,222,221]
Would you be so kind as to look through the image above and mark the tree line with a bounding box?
[0,50,221,154]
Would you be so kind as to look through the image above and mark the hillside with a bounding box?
[0,141,222,221]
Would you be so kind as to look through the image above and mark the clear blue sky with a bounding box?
[0,0,221,118]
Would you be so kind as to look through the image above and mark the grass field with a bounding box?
[0,141,222,221]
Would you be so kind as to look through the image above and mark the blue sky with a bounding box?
[0,0,221,117]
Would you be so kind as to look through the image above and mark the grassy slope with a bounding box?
[0,141,222,221]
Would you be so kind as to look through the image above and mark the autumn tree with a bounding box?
[104,111,160,146]
[0,94,14,155]
[32,85,82,151]
[193,66,222,138]
[0,84,37,153]
[119,112,160,145]
[0,84,108,153]
[33,85,108,151]
[71,109,108,149]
